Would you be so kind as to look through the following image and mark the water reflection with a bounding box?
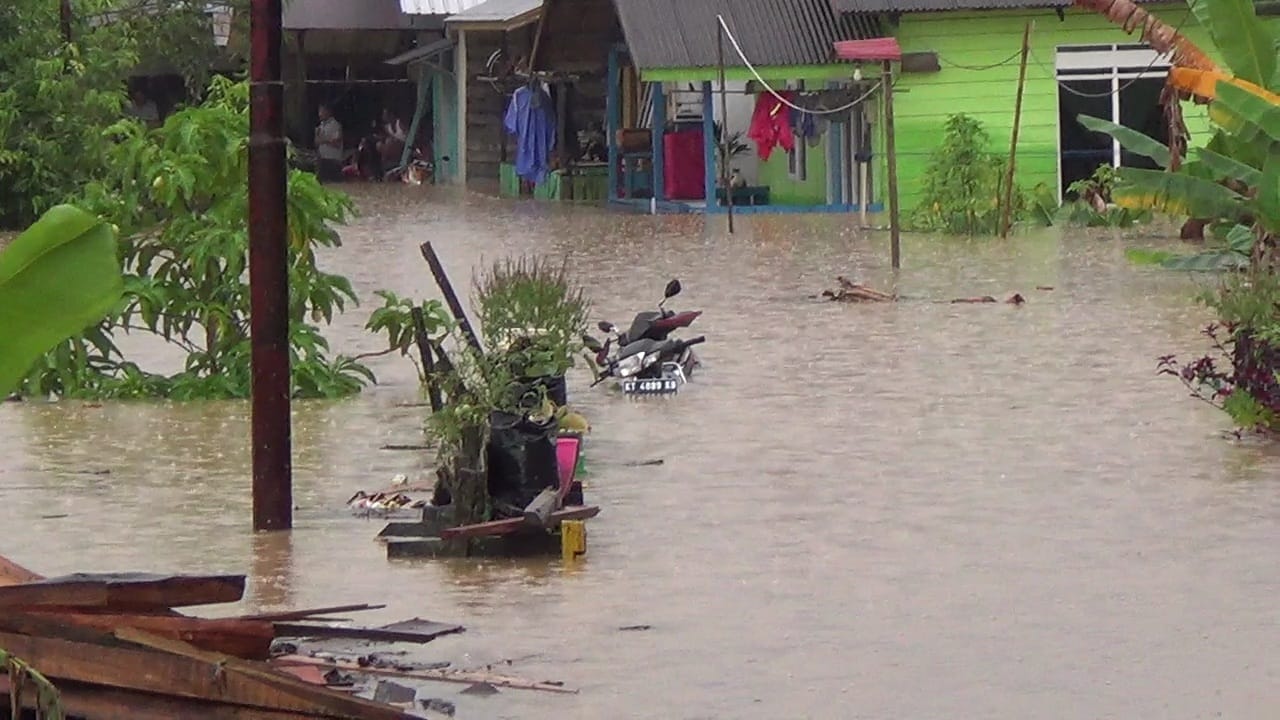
[2,187,1279,718]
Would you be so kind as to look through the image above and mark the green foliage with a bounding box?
[0,205,123,396]
[0,0,246,229]
[1028,183,1060,227]
[910,114,1026,235]
[1,646,64,719]
[1077,114,1172,168]
[1065,164,1153,228]
[19,77,372,400]
[1199,0,1277,88]
[473,255,591,380]
[0,2,136,228]
[362,290,453,379]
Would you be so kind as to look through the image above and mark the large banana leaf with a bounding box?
[1202,0,1278,88]
[1077,114,1171,168]
[1210,81,1280,144]
[0,205,124,395]
[1161,250,1250,271]
[1113,167,1247,219]
[1192,146,1263,185]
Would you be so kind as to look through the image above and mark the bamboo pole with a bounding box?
[248,0,292,531]
[1000,21,1033,239]
[716,16,734,233]
[882,61,901,270]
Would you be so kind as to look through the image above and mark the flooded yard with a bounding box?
[3,185,1280,718]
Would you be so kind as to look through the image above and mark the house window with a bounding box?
[1054,43,1172,200]
[788,81,806,181]
[788,140,807,181]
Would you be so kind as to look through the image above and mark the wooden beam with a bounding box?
[115,628,419,720]
[440,505,600,540]
[238,603,386,622]
[5,611,275,660]
[0,573,245,610]
[0,629,379,717]
[0,676,316,720]
[273,655,578,695]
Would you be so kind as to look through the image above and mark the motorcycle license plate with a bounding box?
[622,377,679,395]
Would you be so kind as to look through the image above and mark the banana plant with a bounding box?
[1073,0,1279,270]
[0,205,124,395]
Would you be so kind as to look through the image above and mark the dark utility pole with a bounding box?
[248,0,293,531]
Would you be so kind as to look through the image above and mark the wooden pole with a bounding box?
[882,60,901,270]
[1000,21,1033,239]
[410,307,443,413]
[248,0,292,531]
[716,17,734,233]
[418,242,484,355]
[58,0,73,42]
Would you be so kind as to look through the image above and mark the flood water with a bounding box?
[4,185,1280,719]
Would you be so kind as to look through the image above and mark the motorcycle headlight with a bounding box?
[641,353,659,369]
[616,353,644,378]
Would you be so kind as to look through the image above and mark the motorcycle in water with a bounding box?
[584,279,706,395]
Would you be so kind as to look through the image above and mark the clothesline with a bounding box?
[715,14,882,116]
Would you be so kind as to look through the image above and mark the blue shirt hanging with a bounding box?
[504,85,557,184]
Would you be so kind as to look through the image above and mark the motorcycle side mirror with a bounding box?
[582,334,605,353]
[597,320,616,333]
[664,279,682,299]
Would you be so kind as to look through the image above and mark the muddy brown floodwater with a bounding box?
[4,185,1280,719]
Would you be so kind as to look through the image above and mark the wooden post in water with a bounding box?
[410,306,443,413]
[1001,21,1033,239]
[716,16,734,233]
[248,0,292,531]
[882,60,901,270]
[419,242,484,354]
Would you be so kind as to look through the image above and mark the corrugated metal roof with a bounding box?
[831,0,1162,12]
[284,0,410,29]
[444,0,542,24]
[399,0,488,14]
[613,0,881,70]
[386,37,456,64]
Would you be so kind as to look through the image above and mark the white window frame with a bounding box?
[1054,43,1171,199]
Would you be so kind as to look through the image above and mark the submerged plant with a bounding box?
[1065,164,1153,228]
[910,114,1026,235]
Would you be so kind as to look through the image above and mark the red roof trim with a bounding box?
[833,38,903,61]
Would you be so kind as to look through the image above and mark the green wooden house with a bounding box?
[832,0,1270,209]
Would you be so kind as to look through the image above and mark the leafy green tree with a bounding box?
[0,0,245,229]
[19,77,372,400]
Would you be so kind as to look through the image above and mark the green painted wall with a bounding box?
[758,135,830,205]
[881,4,1217,211]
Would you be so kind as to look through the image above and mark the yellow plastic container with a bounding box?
[561,520,587,561]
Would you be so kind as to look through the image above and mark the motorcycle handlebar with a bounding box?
[679,336,707,349]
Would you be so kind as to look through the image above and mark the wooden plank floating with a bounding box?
[115,628,420,720]
[239,603,387,622]
[272,655,578,695]
[6,610,275,660]
[440,506,601,540]
[272,618,464,645]
[0,572,245,609]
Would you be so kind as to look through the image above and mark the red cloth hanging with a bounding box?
[663,129,706,200]
[747,91,796,161]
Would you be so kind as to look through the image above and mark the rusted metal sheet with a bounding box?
[274,617,464,644]
[0,573,245,610]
